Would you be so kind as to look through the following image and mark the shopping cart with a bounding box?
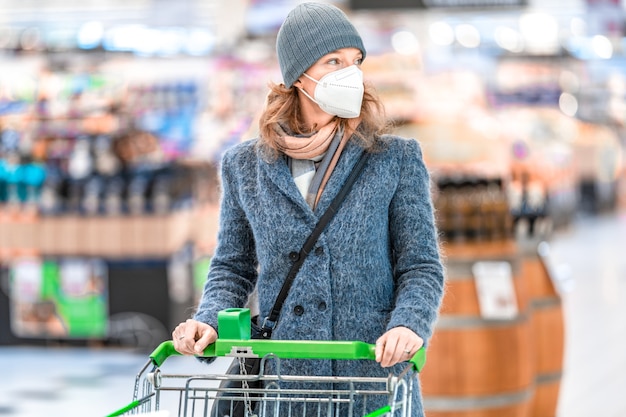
[107,308,426,417]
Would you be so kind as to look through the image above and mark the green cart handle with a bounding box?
[150,308,426,372]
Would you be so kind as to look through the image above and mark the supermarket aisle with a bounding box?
[0,209,625,416]
[550,210,626,417]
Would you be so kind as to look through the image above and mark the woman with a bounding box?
[173,2,444,416]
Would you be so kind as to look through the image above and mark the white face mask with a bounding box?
[299,65,364,119]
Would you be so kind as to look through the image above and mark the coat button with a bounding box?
[317,301,327,311]
[293,305,304,316]
[289,251,300,261]
[314,247,324,256]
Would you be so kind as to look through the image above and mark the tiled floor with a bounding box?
[0,209,625,416]
[0,345,233,416]
[549,210,626,417]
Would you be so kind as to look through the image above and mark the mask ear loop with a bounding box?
[301,72,318,84]
[297,73,321,106]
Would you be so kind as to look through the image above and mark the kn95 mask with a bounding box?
[299,65,364,119]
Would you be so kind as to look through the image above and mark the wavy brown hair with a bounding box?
[257,81,392,159]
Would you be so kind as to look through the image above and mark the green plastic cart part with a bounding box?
[363,405,392,417]
[105,393,154,417]
[150,308,426,372]
[105,400,141,417]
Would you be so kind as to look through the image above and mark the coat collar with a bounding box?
[258,137,365,218]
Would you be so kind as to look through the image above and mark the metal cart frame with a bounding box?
[108,308,426,417]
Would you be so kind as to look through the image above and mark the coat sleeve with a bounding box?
[193,147,258,333]
[386,138,444,344]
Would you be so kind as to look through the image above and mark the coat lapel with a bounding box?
[313,139,365,216]
[257,149,314,216]
[257,138,366,220]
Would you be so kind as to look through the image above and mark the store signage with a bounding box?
[350,0,527,9]
[487,86,562,108]
[472,261,518,320]
[585,0,624,35]
[423,0,527,5]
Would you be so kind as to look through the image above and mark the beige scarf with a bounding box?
[275,120,350,209]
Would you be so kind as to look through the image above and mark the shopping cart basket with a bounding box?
[107,308,426,417]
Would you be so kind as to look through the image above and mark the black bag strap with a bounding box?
[258,151,370,338]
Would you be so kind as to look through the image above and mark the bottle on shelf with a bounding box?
[103,176,124,216]
[127,174,148,216]
[434,175,513,244]
[151,174,172,215]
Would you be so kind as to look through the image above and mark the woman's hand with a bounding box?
[375,326,424,368]
[172,319,217,355]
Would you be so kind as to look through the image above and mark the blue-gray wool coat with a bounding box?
[194,134,444,416]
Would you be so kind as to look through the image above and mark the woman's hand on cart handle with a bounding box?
[172,319,217,355]
[375,326,424,368]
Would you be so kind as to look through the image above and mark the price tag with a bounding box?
[11,259,43,302]
[472,261,518,319]
[60,259,90,297]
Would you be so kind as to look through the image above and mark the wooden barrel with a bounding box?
[422,240,534,417]
[521,240,564,417]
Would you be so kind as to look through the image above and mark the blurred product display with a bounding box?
[522,240,565,417]
[0,53,225,350]
[421,240,534,417]
[0,1,625,416]
[434,177,512,242]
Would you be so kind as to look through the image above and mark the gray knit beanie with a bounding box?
[276,2,366,88]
